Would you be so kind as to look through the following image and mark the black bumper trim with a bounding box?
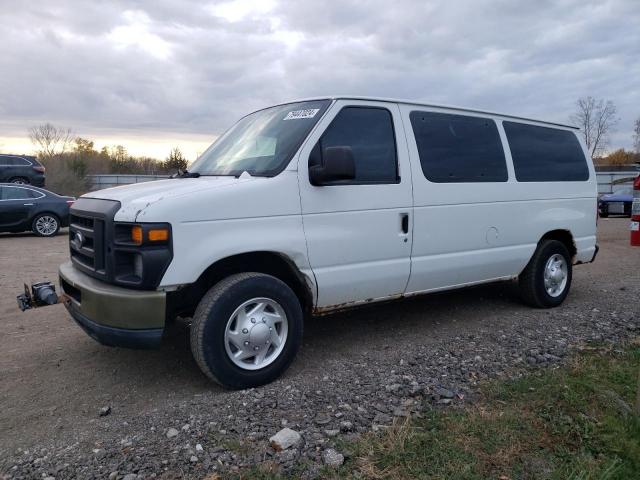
[64,301,163,349]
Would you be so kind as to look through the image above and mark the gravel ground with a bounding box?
[1,219,638,479]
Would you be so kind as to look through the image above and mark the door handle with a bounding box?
[400,213,409,234]
[23,203,34,206]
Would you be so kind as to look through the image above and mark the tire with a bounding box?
[32,213,60,237]
[10,177,29,185]
[190,273,303,389]
[518,240,572,308]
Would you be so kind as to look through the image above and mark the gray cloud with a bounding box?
[0,0,638,151]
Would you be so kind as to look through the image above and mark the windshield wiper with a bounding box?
[172,169,200,178]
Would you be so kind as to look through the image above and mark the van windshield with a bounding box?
[190,100,331,177]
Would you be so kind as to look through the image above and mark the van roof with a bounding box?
[284,96,579,130]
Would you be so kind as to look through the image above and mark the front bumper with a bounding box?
[59,261,165,349]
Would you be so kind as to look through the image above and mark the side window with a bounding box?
[27,189,43,198]
[0,157,15,166]
[312,107,398,184]
[410,111,507,183]
[1,186,32,200]
[503,122,589,182]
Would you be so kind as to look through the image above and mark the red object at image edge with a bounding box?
[631,175,640,246]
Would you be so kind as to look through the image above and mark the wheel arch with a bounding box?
[9,176,29,183]
[539,229,577,261]
[167,251,315,320]
[31,209,60,222]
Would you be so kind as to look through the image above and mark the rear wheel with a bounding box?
[519,240,572,308]
[190,273,303,389]
[9,177,29,184]
[32,213,60,237]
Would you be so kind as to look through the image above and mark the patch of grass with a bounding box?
[221,438,253,456]
[346,342,640,480]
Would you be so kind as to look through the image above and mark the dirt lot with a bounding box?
[1,218,638,479]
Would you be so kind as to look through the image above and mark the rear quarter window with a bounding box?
[503,122,589,182]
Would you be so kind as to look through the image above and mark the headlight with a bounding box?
[112,222,173,289]
[115,223,172,246]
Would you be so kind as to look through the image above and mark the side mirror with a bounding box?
[309,146,356,185]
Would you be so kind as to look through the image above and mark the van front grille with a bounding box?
[69,214,106,275]
[67,198,120,281]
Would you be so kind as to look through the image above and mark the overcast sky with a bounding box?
[0,0,638,159]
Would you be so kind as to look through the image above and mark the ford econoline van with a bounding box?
[59,96,598,388]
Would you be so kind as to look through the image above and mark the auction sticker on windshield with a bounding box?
[283,109,320,120]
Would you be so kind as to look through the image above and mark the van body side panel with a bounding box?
[400,105,597,294]
[148,172,315,293]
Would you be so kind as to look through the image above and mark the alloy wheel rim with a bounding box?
[224,297,288,371]
[35,216,58,236]
[543,254,568,297]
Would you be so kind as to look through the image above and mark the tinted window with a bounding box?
[410,111,507,183]
[0,186,33,200]
[503,122,589,182]
[313,107,398,183]
[1,156,30,166]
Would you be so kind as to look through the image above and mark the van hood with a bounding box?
[84,176,256,221]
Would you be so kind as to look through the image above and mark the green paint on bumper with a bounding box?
[58,261,166,330]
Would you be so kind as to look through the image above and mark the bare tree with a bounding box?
[28,123,73,158]
[570,97,618,158]
[633,117,640,153]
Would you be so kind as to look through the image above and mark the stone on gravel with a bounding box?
[339,421,353,432]
[324,429,339,437]
[166,427,179,439]
[108,472,118,480]
[99,406,111,417]
[435,387,454,398]
[373,413,393,425]
[195,443,203,452]
[323,448,344,467]
[314,414,332,425]
[122,474,137,480]
[269,428,301,451]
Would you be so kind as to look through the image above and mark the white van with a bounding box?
[59,96,598,388]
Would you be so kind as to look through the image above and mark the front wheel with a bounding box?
[190,273,303,389]
[32,213,60,237]
[518,240,572,308]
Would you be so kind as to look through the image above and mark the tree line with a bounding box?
[28,123,189,196]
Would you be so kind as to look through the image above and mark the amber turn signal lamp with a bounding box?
[148,228,169,242]
[131,226,143,245]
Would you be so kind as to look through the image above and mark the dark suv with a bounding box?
[0,154,46,186]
